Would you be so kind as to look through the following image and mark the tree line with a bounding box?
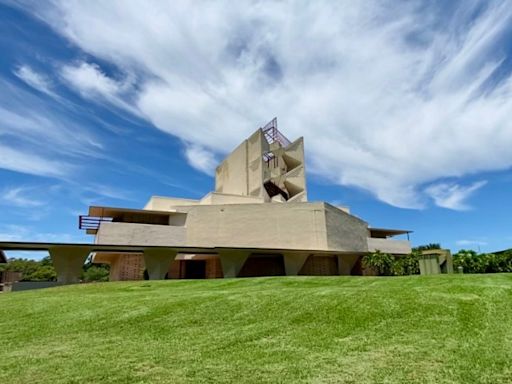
[0,256,110,282]
[362,245,512,276]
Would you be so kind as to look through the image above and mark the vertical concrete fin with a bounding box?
[143,248,177,280]
[49,246,91,284]
[337,254,360,275]
[218,250,250,278]
[283,253,310,275]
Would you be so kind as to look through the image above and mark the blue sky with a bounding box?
[1,0,512,257]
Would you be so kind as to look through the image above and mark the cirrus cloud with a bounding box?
[16,0,512,209]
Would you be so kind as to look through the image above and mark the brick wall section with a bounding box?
[205,257,223,278]
[238,255,285,277]
[118,254,144,281]
[299,255,338,276]
[168,260,181,279]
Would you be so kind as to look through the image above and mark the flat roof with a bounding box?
[369,227,412,237]
[0,241,364,256]
[88,206,183,217]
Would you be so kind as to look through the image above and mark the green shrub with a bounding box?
[364,250,420,276]
[394,251,420,276]
[82,264,110,282]
[362,251,395,276]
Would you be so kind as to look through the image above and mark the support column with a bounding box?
[337,254,360,275]
[143,249,177,280]
[49,246,91,284]
[218,250,250,278]
[283,253,310,276]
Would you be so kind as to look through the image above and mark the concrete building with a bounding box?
[78,118,412,281]
[0,119,411,283]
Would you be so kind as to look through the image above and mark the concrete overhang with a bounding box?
[88,205,180,217]
[83,206,187,234]
[0,241,365,257]
[369,227,412,238]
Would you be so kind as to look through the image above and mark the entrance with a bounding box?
[238,255,285,277]
[183,260,206,279]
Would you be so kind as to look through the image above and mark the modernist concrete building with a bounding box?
[80,118,411,281]
[0,119,411,283]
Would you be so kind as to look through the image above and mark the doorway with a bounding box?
[183,260,206,279]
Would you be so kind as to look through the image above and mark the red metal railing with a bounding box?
[262,118,290,167]
[262,117,291,147]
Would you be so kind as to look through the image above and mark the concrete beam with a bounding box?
[337,254,360,275]
[283,253,310,275]
[49,246,91,284]
[143,249,177,280]
[218,250,250,278]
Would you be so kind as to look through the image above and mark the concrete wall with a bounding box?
[215,139,249,196]
[185,202,329,250]
[265,137,308,203]
[200,192,264,205]
[95,202,375,254]
[10,281,60,291]
[144,196,199,211]
[324,203,369,253]
[247,129,267,197]
[96,222,186,246]
[215,129,267,198]
[367,237,411,255]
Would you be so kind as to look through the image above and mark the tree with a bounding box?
[0,257,57,281]
[1,256,110,282]
[413,243,441,251]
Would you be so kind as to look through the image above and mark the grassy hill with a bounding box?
[1,274,511,384]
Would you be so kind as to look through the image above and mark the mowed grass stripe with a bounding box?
[1,274,511,383]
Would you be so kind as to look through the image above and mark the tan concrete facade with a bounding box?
[79,118,412,281]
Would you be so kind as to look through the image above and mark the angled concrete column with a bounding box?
[49,246,91,284]
[283,253,310,275]
[218,250,250,278]
[337,254,360,275]
[143,249,177,280]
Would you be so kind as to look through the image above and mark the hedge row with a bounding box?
[363,248,512,276]
[453,249,512,273]
[362,250,421,276]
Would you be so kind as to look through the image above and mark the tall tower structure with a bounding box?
[214,118,307,202]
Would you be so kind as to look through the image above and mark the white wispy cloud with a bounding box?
[425,180,487,210]
[19,0,512,208]
[456,239,488,246]
[0,77,102,178]
[13,65,55,96]
[0,223,87,244]
[81,183,137,202]
[60,61,138,114]
[184,144,218,174]
[0,143,68,177]
[2,186,45,207]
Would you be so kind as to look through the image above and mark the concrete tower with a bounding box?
[215,118,307,203]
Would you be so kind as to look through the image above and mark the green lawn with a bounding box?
[1,274,511,384]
